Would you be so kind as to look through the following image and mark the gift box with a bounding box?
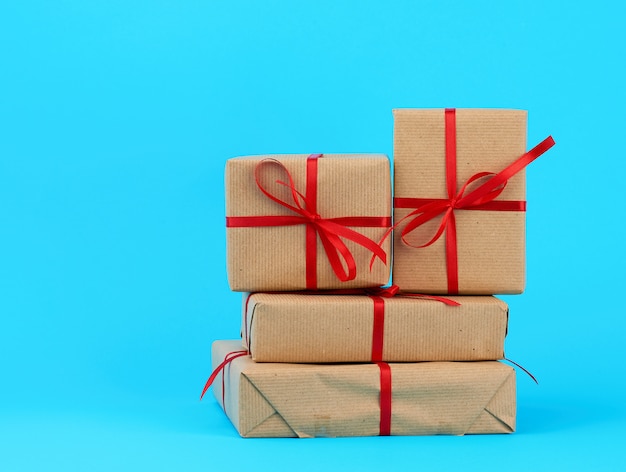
[209,340,516,438]
[392,108,553,294]
[226,154,392,292]
[242,292,508,363]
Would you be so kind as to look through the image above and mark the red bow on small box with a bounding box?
[227,154,391,289]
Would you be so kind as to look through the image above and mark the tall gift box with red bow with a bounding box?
[392,108,554,294]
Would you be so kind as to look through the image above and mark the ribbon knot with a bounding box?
[400,169,509,250]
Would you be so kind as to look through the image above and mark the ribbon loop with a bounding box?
[253,158,314,222]
[399,135,555,246]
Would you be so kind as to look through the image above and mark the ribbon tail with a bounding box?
[322,220,389,265]
[317,230,358,282]
[200,350,248,400]
[504,357,539,384]
[456,136,555,208]
[369,226,394,271]
[398,292,461,306]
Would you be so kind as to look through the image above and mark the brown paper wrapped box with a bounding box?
[226,154,391,292]
[211,340,516,438]
[242,292,508,363]
[393,108,528,294]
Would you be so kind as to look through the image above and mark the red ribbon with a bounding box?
[394,109,556,294]
[377,362,392,435]
[243,286,460,357]
[366,285,460,362]
[200,350,249,410]
[226,154,391,289]
[370,296,386,362]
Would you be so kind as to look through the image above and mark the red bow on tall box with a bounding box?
[226,154,392,292]
[209,340,516,438]
[392,109,555,294]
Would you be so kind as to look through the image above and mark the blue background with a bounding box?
[1,1,624,470]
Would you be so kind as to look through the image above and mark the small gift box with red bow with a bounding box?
[208,340,516,438]
[241,291,508,363]
[225,154,392,292]
[392,108,555,294]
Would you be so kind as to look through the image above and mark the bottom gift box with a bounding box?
[206,340,516,438]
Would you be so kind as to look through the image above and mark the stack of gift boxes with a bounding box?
[202,108,554,438]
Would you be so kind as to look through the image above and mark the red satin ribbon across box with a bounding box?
[226,154,392,292]
[392,108,555,294]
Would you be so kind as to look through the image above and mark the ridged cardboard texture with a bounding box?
[212,340,516,438]
[393,109,527,294]
[226,154,392,292]
[242,293,508,363]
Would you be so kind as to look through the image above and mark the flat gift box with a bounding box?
[226,154,392,292]
[210,340,516,438]
[392,108,529,294]
[242,292,508,363]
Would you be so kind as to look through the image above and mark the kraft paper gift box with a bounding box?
[208,340,516,438]
[392,108,554,294]
[242,292,508,363]
[225,154,392,292]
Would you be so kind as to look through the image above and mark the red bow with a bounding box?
[227,155,390,289]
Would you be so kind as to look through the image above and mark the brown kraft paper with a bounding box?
[242,292,508,363]
[211,340,516,438]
